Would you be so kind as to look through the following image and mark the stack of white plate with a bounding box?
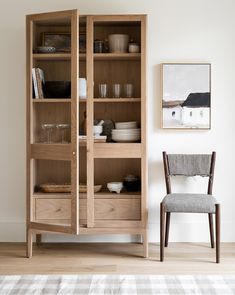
[115,121,137,129]
[112,122,141,142]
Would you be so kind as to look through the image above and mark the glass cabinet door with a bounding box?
[26,10,80,234]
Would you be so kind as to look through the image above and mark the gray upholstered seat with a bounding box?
[162,193,217,213]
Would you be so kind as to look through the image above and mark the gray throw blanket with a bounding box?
[168,154,211,176]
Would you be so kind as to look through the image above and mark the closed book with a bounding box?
[32,68,39,98]
[35,68,45,98]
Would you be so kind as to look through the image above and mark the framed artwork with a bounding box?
[42,32,71,52]
[161,63,211,129]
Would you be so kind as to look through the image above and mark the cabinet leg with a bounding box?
[26,229,33,258]
[142,230,148,258]
[36,234,42,245]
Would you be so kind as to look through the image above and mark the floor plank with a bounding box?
[0,243,235,275]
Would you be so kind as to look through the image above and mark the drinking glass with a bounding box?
[124,84,134,98]
[98,84,108,98]
[56,124,70,143]
[41,124,55,144]
[113,84,121,98]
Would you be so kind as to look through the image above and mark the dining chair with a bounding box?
[160,151,220,263]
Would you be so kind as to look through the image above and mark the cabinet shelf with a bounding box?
[94,53,141,60]
[94,143,142,158]
[33,98,71,103]
[94,98,141,102]
[33,191,141,199]
[32,53,140,61]
[32,99,87,103]
[33,53,86,60]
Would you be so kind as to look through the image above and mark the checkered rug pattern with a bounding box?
[0,275,235,294]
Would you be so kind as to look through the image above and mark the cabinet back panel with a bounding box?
[94,23,141,45]
[33,104,71,143]
[94,158,141,186]
[94,103,141,125]
[35,160,71,186]
[94,60,141,98]
[35,60,71,82]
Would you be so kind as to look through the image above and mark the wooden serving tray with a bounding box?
[39,183,102,193]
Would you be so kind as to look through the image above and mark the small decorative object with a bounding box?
[41,124,55,143]
[99,119,115,142]
[123,83,134,98]
[123,175,141,192]
[56,124,70,143]
[112,84,122,98]
[45,81,71,98]
[37,46,56,53]
[162,63,211,129]
[107,182,123,194]
[108,34,129,53]
[79,78,87,99]
[98,84,108,98]
[93,125,103,136]
[94,40,104,53]
[42,32,71,52]
[128,43,140,53]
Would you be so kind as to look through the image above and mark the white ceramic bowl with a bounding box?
[93,125,103,136]
[107,182,123,194]
[115,122,137,129]
[112,133,141,142]
[108,34,129,53]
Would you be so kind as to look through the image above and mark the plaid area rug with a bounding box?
[0,275,235,295]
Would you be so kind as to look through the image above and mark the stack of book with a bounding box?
[32,68,45,99]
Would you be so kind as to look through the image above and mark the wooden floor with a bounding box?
[0,242,235,275]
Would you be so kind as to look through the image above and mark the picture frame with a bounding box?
[161,63,211,130]
[42,32,71,52]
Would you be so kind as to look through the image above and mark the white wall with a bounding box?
[1,0,235,243]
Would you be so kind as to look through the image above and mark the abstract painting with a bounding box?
[161,63,211,129]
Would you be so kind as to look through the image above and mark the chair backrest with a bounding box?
[163,151,216,195]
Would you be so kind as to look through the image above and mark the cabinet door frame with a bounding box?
[26,9,80,234]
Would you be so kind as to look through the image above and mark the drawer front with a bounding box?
[95,199,141,220]
[35,198,71,220]
[34,198,141,222]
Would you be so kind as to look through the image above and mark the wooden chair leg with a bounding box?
[36,234,42,246]
[215,204,220,263]
[160,203,165,262]
[208,213,215,248]
[26,228,33,258]
[165,212,171,247]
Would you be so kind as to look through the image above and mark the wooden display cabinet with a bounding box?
[26,10,147,257]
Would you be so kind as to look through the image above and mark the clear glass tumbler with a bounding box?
[124,84,134,98]
[98,84,108,98]
[113,84,122,98]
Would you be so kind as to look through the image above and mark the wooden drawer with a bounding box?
[35,198,71,220]
[80,198,141,220]
[34,197,141,222]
